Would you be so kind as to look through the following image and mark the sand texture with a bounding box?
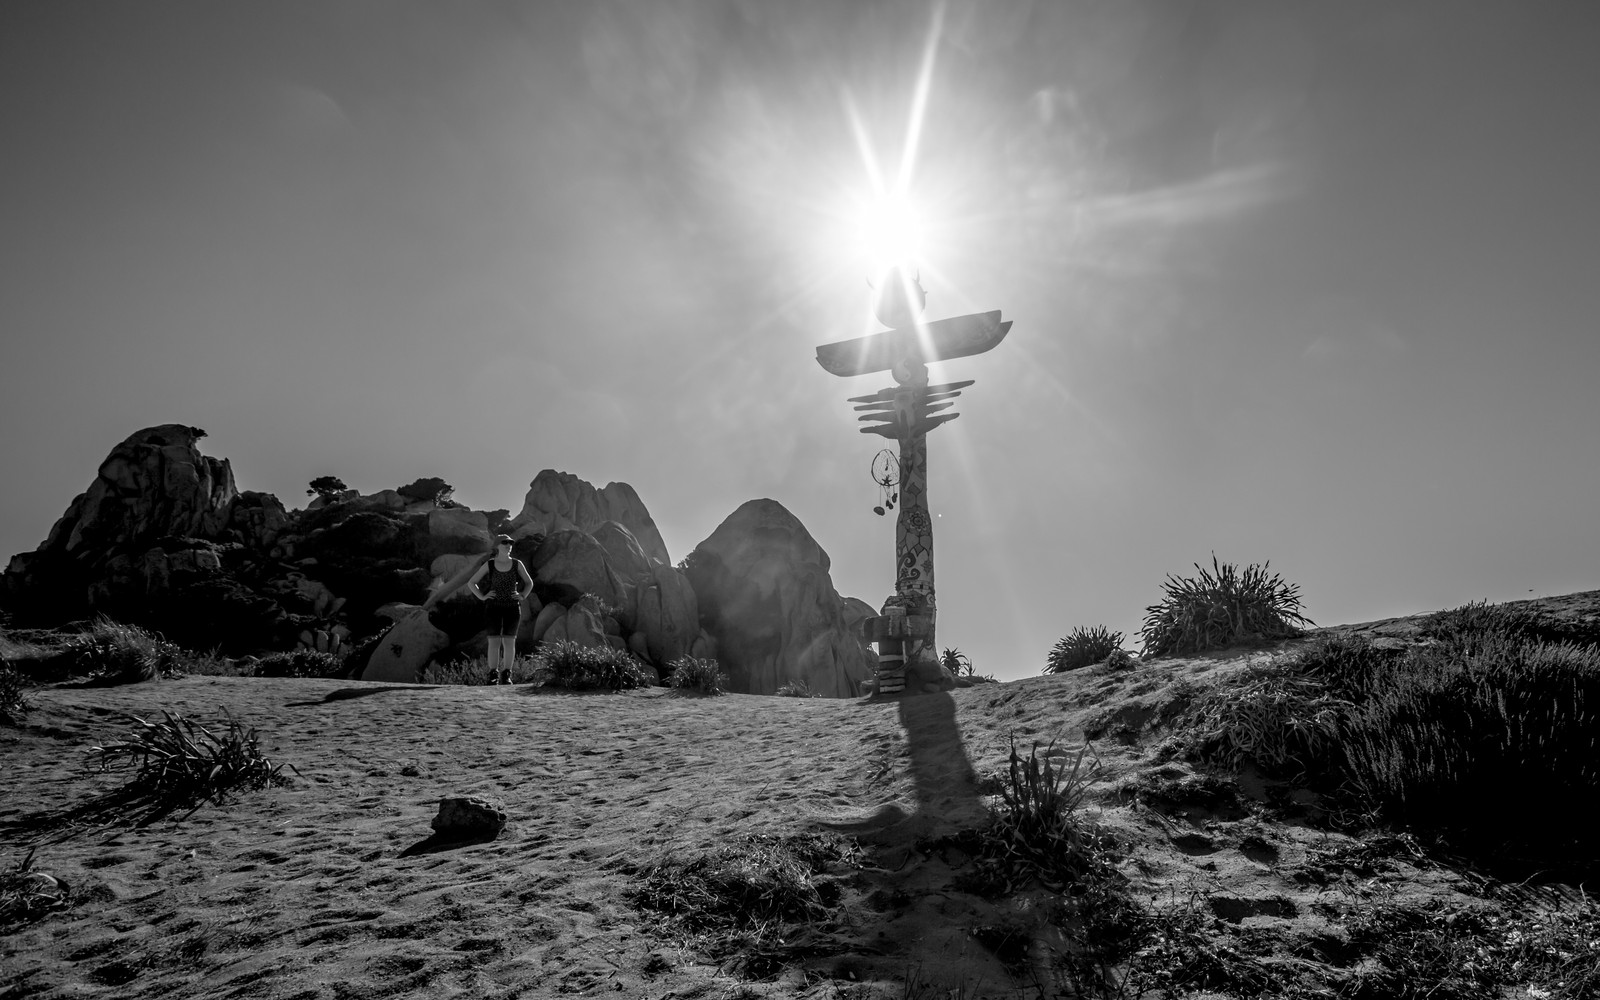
[5,594,1598,998]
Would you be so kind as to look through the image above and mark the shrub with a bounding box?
[775,679,819,698]
[1140,555,1312,657]
[1045,626,1125,673]
[536,640,652,691]
[0,849,70,931]
[1339,634,1600,865]
[0,665,30,725]
[86,710,295,815]
[666,656,726,695]
[59,617,184,684]
[396,476,454,507]
[941,647,973,677]
[253,649,345,679]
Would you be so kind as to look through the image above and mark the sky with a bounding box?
[3,0,1597,681]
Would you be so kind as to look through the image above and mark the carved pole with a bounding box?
[813,270,1011,698]
[892,363,937,682]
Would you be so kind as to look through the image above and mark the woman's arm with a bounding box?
[466,564,490,601]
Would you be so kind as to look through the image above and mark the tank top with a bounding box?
[484,559,522,602]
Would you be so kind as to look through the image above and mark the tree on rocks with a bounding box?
[307,476,348,499]
[397,477,455,507]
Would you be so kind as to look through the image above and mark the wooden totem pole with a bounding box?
[815,269,1011,695]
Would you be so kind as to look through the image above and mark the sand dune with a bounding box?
[4,601,1594,998]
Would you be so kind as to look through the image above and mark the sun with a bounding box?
[855,191,927,281]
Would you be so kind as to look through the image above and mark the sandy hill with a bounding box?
[4,592,1599,999]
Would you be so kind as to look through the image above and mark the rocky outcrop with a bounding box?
[509,470,670,565]
[4,429,851,692]
[682,499,875,698]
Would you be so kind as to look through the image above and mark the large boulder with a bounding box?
[634,563,700,666]
[531,529,632,614]
[682,499,874,698]
[509,470,670,565]
[360,607,450,682]
[2,425,239,623]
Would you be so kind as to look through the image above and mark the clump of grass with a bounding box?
[422,654,538,686]
[1178,660,1349,781]
[87,710,296,816]
[630,833,858,978]
[1422,599,1600,649]
[1326,896,1600,1000]
[1140,555,1312,657]
[1045,626,1125,674]
[774,679,819,698]
[666,656,726,695]
[1,664,30,725]
[59,617,184,684]
[536,640,652,691]
[253,649,345,679]
[0,849,70,930]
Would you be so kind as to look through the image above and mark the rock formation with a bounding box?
[509,470,670,565]
[5,428,870,696]
[682,499,876,698]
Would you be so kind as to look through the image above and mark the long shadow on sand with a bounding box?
[284,685,430,707]
[822,690,986,844]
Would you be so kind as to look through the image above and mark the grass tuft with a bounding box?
[422,654,538,686]
[86,709,296,816]
[774,679,819,698]
[666,656,727,695]
[253,649,346,679]
[1045,626,1125,674]
[0,849,71,930]
[1140,555,1312,657]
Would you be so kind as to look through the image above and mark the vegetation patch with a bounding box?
[535,640,652,691]
[666,656,726,695]
[774,679,819,698]
[87,710,296,819]
[629,833,860,978]
[1046,626,1126,674]
[1165,602,1600,875]
[252,649,347,679]
[1141,556,1311,657]
[422,654,538,686]
[0,849,71,931]
[57,617,186,685]
[0,663,31,725]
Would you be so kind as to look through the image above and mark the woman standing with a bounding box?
[467,534,534,684]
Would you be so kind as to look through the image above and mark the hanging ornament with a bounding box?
[870,448,899,516]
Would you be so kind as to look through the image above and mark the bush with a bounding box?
[86,710,295,815]
[1045,626,1125,674]
[59,618,184,684]
[253,649,345,679]
[1140,555,1312,657]
[0,665,30,725]
[0,849,70,931]
[536,640,652,691]
[775,679,819,698]
[1339,632,1600,865]
[666,656,726,695]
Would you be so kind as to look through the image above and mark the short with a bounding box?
[484,600,521,637]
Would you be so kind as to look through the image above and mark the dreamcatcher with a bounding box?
[870,448,899,516]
